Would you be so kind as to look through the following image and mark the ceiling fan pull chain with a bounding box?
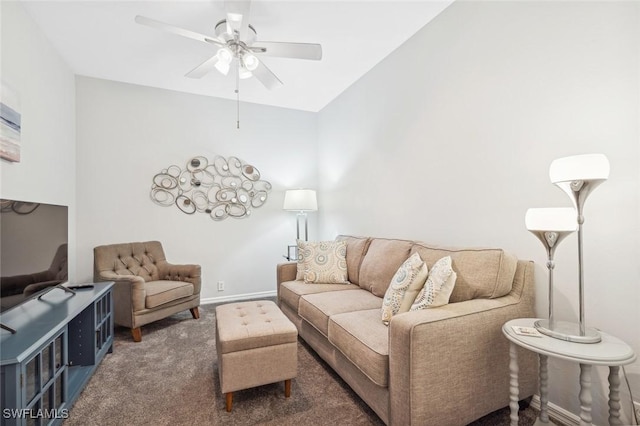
[236,56,240,129]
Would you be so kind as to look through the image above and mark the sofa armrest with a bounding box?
[388,292,537,425]
[96,271,146,314]
[159,263,202,295]
[276,262,297,300]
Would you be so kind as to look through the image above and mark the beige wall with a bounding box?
[318,1,640,423]
[75,77,318,302]
[0,2,76,281]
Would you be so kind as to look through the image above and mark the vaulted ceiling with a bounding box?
[21,1,453,112]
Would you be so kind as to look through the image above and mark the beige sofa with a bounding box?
[277,235,538,425]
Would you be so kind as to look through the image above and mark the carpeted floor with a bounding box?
[63,303,550,426]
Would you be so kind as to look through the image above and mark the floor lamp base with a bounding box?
[534,319,601,344]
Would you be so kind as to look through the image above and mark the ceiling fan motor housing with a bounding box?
[215,19,257,45]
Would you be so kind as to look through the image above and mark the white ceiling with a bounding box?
[21,1,453,112]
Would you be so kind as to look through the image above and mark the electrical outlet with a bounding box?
[217,281,224,292]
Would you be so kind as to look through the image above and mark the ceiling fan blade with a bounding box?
[135,15,224,47]
[224,0,251,40]
[185,55,222,78]
[251,59,283,91]
[250,42,322,60]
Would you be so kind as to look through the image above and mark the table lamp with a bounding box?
[546,153,609,343]
[283,189,317,242]
[526,207,577,338]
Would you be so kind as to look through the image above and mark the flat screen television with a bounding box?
[0,198,68,313]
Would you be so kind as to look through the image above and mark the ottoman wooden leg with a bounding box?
[226,392,233,412]
[285,379,291,398]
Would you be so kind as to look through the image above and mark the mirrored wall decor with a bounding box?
[150,155,272,221]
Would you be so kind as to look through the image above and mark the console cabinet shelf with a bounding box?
[1,283,113,426]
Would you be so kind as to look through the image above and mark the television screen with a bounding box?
[0,199,68,312]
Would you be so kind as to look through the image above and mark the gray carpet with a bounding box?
[63,303,547,426]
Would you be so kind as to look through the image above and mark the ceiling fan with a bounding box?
[135,1,322,91]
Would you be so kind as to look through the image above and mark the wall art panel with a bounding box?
[150,155,271,220]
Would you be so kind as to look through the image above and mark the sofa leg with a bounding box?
[131,327,142,342]
[225,392,233,412]
[285,379,291,398]
[190,307,200,319]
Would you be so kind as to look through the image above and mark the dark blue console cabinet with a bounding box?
[0,282,113,426]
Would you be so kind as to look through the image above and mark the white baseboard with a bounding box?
[200,290,277,306]
[530,394,640,426]
[531,394,581,426]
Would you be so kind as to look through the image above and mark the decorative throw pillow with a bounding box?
[410,256,457,311]
[381,253,428,325]
[297,240,349,284]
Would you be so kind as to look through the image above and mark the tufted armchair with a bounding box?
[93,241,201,342]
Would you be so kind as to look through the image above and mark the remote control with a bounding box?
[68,284,95,290]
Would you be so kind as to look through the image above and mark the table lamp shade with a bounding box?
[283,189,317,212]
[525,207,576,258]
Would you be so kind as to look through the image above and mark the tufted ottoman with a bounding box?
[215,300,298,412]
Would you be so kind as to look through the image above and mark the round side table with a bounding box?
[502,318,636,426]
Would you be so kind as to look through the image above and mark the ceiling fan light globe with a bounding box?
[242,53,259,71]
[216,48,233,65]
[214,61,230,76]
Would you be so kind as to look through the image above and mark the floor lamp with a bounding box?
[283,189,317,259]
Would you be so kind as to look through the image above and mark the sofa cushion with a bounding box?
[335,235,371,285]
[410,257,457,311]
[297,240,349,283]
[359,239,413,297]
[328,309,389,387]
[381,253,428,325]
[298,289,383,336]
[280,280,360,313]
[410,243,517,303]
[145,280,193,309]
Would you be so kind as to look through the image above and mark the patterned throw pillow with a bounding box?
[297,240,349,284]
[410,256,456,311]
[381,253,428,325]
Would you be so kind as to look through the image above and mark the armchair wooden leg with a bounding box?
[225,392,233,412]
[131,327,142,342]
[190,307,200,319]
[285,379,291,398]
